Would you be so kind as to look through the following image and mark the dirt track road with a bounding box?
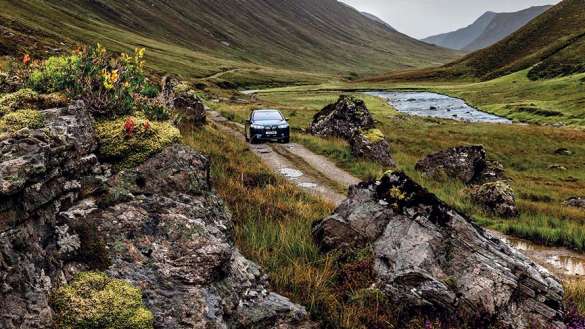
[208,111,359,205]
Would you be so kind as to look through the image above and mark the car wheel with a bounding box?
[250,137,258,144]
[281,137,290,144]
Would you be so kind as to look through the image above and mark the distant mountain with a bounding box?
[361,12,396,31]
[423,6,552,51]
[0,0,459,79]
[372,0,585,82]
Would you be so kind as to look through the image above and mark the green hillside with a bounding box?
[372,0,585,82]
[0,0,458,84]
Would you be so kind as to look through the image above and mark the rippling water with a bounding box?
[366,91,512,124]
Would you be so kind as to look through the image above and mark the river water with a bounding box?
[366,91,512,124]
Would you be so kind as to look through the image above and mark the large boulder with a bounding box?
[415,145,504,184]
[312,171,565,329]
[309,95,375,139]
[350,129,396,168]
[471,181,519,218]
[0,103,314,328]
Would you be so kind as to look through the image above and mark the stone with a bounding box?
[548,164,568,171]
[309,95,375,139]
[0,102,313,328]
[350,129,395,168]
[564,197,585,209]
[554,148,573,156]
[312,171,565,329]
[415,145,504,184]
[471,181,519,218]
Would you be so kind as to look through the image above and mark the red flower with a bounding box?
[124,117,135,136]
[143,120,151,131]
[22,54,31,66]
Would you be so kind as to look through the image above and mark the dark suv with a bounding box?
[245,109,290,144]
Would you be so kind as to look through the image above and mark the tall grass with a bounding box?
[181,123,410,328]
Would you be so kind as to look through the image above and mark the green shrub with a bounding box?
[0,88,39,114]
[73,44,146,117]
[0,109,44,131]
[28,55,80,93]
[140,82,160,98]
[137,96,171,121]
[52,272,154,329]
[96,114,180,169]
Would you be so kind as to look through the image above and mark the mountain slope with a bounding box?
[0,0,457,81]
[373,0,585,82]
[423,6,551,51]
[361,12,396,31]
[423,12,496,50]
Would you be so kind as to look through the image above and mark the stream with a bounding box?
[366,91,512,123]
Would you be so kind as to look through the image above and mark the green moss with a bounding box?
[52,272,154,329]
[361,128,385,143]
[0,109,44,131]
[96,115,180,169]
[0,88,39,114]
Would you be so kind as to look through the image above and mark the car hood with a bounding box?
[252,120,288,126]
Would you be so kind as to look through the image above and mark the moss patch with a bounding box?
[96,115,180,169]
[0,88,39,114]
[52,272,154,329]
[0,108,44,131]
[361,128,385,143]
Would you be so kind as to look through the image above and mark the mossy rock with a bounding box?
[96,115,181,169]
[52,272,154,329]
[361,128,385,143]
[0,108,44,132]
[0,88,39,115]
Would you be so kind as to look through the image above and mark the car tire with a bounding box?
[281,137,290,144]
[250,137,258,144]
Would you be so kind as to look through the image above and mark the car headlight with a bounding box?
[250,124,264,129]
[278,124,289,129]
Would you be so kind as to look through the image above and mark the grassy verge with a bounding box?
[215,91,585,251]
[181,123,416,328]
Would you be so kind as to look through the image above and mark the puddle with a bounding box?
[366,91,512,124]
[492,231,585,278]
[298,182,318,188]
[280,168,304,179]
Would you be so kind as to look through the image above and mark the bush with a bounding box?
[136,96,171,121]
[73,44,146,117]
[28,55,80,93]
[96,114,180,169]
[0,109,44,131]
[140,82,160,98]
[52,272,154,329]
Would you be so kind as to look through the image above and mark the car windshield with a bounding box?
[253,111,283,121]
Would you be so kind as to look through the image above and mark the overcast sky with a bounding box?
[341,0,561,39]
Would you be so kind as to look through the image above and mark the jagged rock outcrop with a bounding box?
[310,96,395,167]
[0,102,314,328]
[471,181,519,218]
[161,76,206,125]
[312,171,565,329]
[309,95,375,139]
[350,129,395,168]
[415,145,504,184]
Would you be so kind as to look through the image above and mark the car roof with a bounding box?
[253,109,281,113]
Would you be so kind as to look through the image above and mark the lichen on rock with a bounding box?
[471,180,519,218]
[0,88,39,114]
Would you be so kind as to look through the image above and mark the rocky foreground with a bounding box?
[0,102,315,328]
[312,171,565,329]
